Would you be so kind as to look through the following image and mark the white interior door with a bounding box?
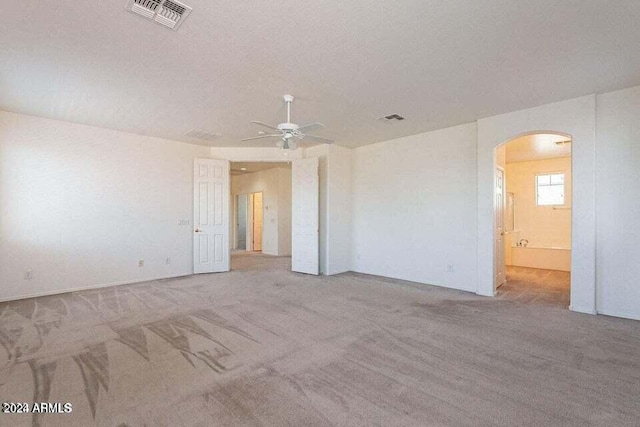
[194,158,230,274]
[292,157,319,275]
[495,167,506,289]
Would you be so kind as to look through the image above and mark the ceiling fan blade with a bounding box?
[251,121,279,131]
[303,134,334,144]
[241,134,280,141]
[298,122,325,133]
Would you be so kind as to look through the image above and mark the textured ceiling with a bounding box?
[1,1,640,148]
[505,134,571,164]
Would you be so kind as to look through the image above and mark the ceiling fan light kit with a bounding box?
[242,95,333,150]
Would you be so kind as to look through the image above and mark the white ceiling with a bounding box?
[230,161,290,175]
[505,134,571,164]
[1,1,640,148]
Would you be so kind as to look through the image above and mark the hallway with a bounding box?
[231,250,291,272]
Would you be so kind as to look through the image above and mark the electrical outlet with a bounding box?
[138,260,144,267]
[446,264,455,272]
[24,270,33,280]
[166,257,171,265]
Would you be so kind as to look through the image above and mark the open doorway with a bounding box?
[494,133,572,308]
[234,191,264,252]
[230,162,292,265]
[236,194,248,250]
[194,157,319,276]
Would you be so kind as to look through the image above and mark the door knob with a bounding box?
[194,228,201,233]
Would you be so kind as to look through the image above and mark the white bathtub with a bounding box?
[509,246,571,271]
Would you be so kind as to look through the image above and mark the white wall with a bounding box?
[0,111,211,301]
[277,168,292,256]
[505,157,572,249]
[326,144,352,275]
[230,167,292,256]
[351,123,478,292]
[595,86,640,320]
[303,144,353,275]
[477,95,597,315]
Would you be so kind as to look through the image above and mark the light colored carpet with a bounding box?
[1,253,639,426]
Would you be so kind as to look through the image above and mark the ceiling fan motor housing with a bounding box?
[277,123,299,131]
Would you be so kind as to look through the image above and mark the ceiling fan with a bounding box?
[242,95,333,150]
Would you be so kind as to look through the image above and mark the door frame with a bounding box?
[494,165,506,289]
[491,134,574,303]
[248,191,263,252]
[213,155,315,274]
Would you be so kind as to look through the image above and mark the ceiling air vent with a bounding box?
[126,0,192,31]
[378,114,405,123]
[185,129,220,142]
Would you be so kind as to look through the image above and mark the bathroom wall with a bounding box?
[505,157,572,249]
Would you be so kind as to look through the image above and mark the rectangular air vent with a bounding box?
[378,114,405,123]
[185,129,220,142]
[126,0,192,31]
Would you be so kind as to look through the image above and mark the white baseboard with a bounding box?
[351,268,476,293]
[326,267,350,276]
[596,309,640,321]
[7,274,636,323]
[476,290,497,297]
[569,305,597,315]
[0,273,193,303]
[569,306,640,322]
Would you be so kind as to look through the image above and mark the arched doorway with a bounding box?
[475,95,597,315]
[493,132,573,307]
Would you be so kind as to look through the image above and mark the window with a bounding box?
[536,173,565,206]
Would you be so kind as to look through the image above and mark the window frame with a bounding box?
[535,172,566,207]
